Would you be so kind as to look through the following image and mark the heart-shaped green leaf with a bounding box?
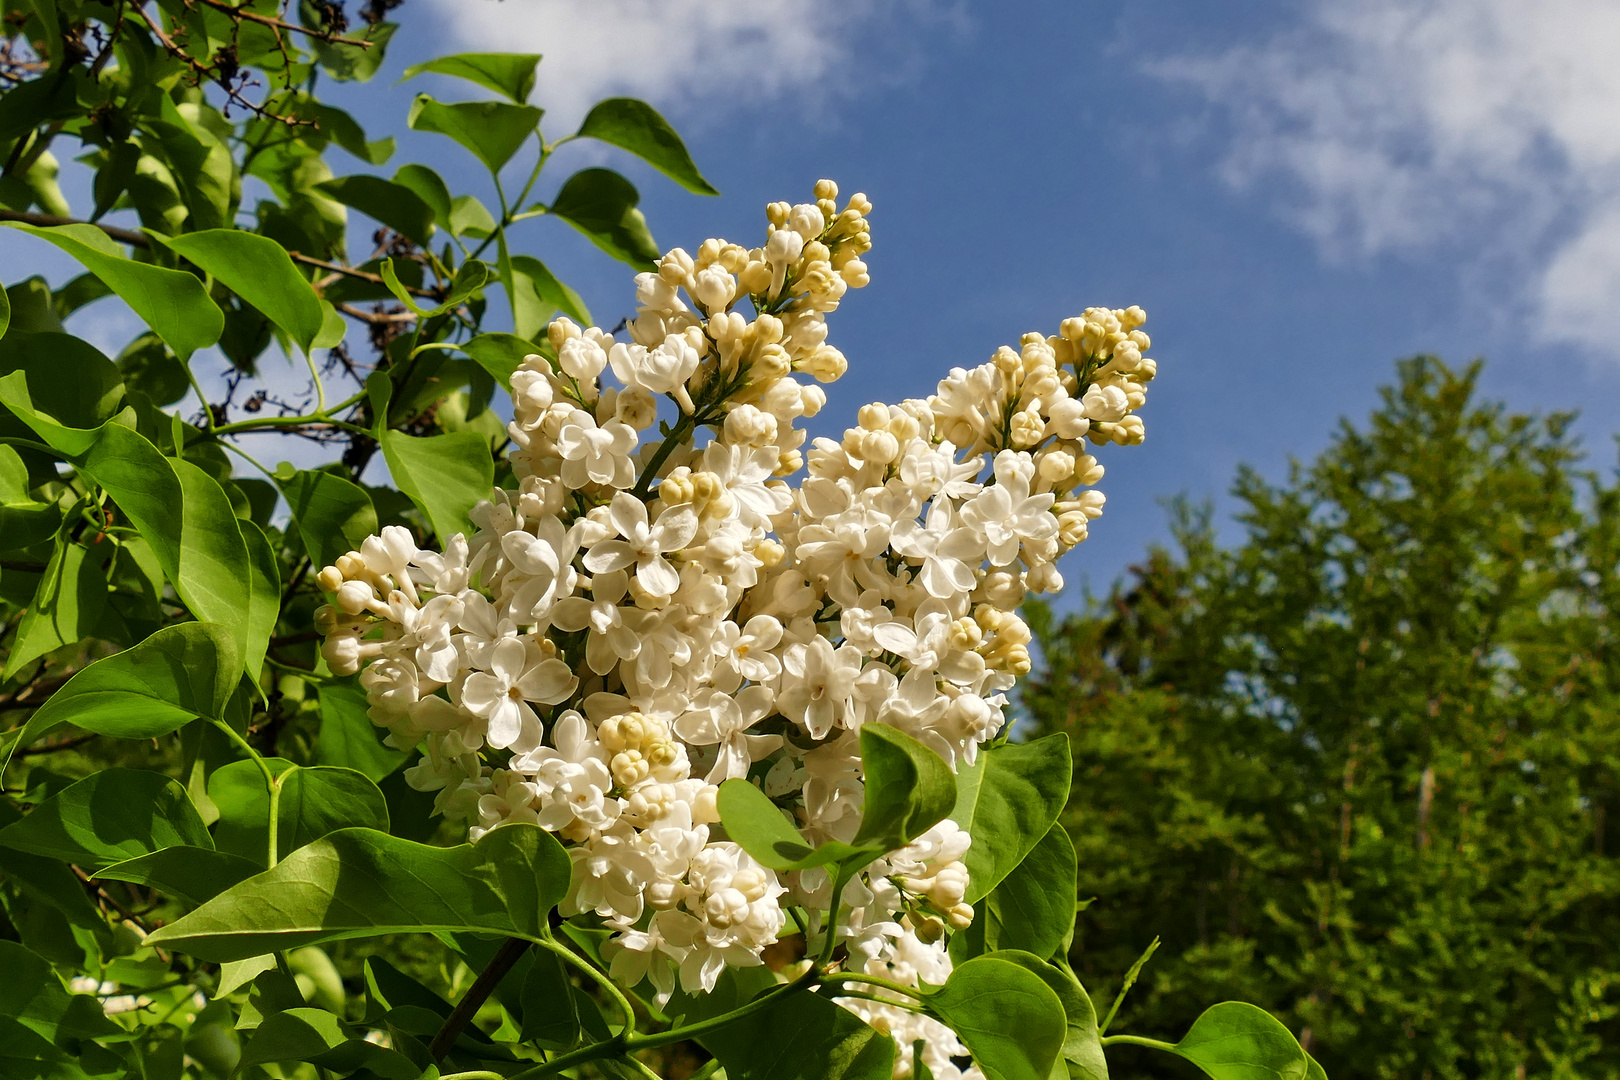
[147,825,572,962]
[401,53,540,103]
[408,95,542,174]
[952,733,1072,901]
[576,97,717,195]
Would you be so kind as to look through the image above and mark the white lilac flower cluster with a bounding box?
[314,181,1155,1079]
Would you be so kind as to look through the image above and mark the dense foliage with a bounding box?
[0,4,1309,1080]
[1026,358,1620,1079]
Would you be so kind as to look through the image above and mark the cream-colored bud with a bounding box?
[317,566,344,594]
[547,316,581,352]
[814,178,839,201]
[765,201,791,227]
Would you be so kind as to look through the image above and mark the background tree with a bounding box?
[1026,356,1620,1079]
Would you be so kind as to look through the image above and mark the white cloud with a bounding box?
[1150,0,1620,355]
[419,0,945,132]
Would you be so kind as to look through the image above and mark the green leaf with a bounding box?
[116,332,190,407]
[0,769,212,870]
[0,1015,96,1080]
[924,956,1067,1080]
[50,272,113,321]
[407,94,542,174]
[952,733,1072,902]
[509,253,590,338]
[520,947,583,1049]
[449,193,497,238]
[401,52,541,103]
[311,19,397,83]
[982,824,1077,960]
[67,426,267,679]
[315,175,436,246]
[717,777,870,872]
[313,103,396,165]
[0,940,122,1045]
[991,952,1108,1080]
[1160,1003,1310,1080]
[392,164,453,227]
[0,330,126,439]
[576,97,718,195]
[3,277,61,335]
[2,221,223,359]
[276,467,378,570]
[547,167,660,270]
[313,679,410,782]
[157,230,326,356]
[146,824,573,962]
[93,846,261,907]
[1305,1054,1328,1080]
[701,983,894,1080]
[381,256,486,318]
[460,332,544,388]
[210,760,390,867]
[854,723,958,849]
[3,623,239,766]
[380,427,494,542]
[238,1007,420,1079]
[0,278,8,341]
[2,539,110,681]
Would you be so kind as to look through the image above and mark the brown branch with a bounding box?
[0,211,441,299]
[189,0,377,48]
[339,303,418,325]
[14,734,97,755]
[429,937,531,1060]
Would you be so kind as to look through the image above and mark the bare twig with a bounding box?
[189,0,378,47]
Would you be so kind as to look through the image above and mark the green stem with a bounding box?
[536,935,638,1037]
[210,720,281,866]
[188,415,372,444]
[440,1072,511,1080]
[1098,1034,1176,1051]
[305,347,328,414]
[509,968,819,1080]
[1098,936,1159,1035]
[820,972,924,1000]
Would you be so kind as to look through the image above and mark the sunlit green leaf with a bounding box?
[2,623,240,765]
[157,230,326,356]
[982,824,1077,960]
[460,332,543,388]
[2,539,110,681]
[316,174,436,246]
[2,221,223,358]
[0,941,122,1045]
[1160,1002,1310,1080]
[210,760,390,867]
[952,733,1072,902]
[401,53,540,103]
[146,824,573,962]
[0,769,212,870]
[313,679,410,782]
[377,414,494,542]
[576,97,718,195]
[93,846,261,907]
[407,94,541,174]
[547,167,660,270]
[509,253,589,337]
[991,952,1109,1080]
[923,956,1067,1080]
[276,466,378,571]
[853,723,957,849]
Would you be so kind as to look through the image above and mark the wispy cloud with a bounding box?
[1150,0,1620,357]
[418,0,953,131]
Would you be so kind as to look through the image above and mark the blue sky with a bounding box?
[12,0,1620,605]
